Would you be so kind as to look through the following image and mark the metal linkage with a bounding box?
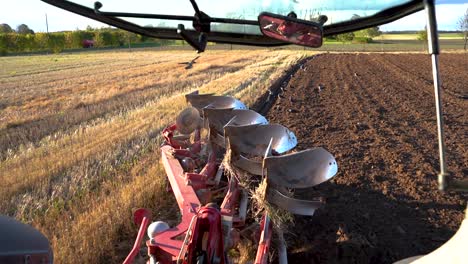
[92,1,258,26]
[123,209,151,264]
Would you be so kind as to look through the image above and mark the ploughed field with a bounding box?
[265,53,467,263]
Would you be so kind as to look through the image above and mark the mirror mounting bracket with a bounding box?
[193,11,211,33]
[189,0,211,33]
[95,0,210,53]
[177,24,207,53]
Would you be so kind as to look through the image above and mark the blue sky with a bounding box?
[1,0,467,32]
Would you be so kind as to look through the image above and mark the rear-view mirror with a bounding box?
[258,12,323,48]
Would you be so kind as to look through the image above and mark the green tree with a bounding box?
[94,30,114,47]
[336,32,355,43]
[25,34,38,51]
[16,24,34,34]
[417,27,428,41]
[365,27,381,38]
[351,14,381,40]
[353,27,380,43]
[65,31,80,49]
[0,34,11,55]
[0,23,13,33]
[118,31,139,48]
[47,33,65,53]
[457,8,468,50]
[9,34,24,52]
[65,30,95,48]
[35,33,49,51]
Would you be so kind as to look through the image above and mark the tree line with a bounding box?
[328,14,382,43]
[328,26,381,43]
[0,23,180,55]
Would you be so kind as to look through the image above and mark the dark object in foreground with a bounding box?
[0,215,53,264]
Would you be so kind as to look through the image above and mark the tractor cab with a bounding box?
[3,1,466,264]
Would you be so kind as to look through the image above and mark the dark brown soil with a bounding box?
[265,53,467,264]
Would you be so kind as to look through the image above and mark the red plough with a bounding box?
[125,92,338,264]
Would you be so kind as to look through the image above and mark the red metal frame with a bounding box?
[220,177,246,226]
[163,124,202,157]
[163,124,184,149]
[185,148,218,190]
[185,207,226,264]
[123,209,151,264]
[125,122,272,264]
[147,145,202,262]
[255,214,273,264]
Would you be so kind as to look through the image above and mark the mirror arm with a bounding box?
[94,2,195,21]
[93,1,257,25]
[189,0,202,18]
[193,11,211,33]
[189,0,211,33]
[177,24,207,53]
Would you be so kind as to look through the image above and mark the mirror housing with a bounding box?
[0,215,53,263]
[258,12,323,48]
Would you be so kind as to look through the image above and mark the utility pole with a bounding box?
[45,13,49,34]
[45,13,50,53]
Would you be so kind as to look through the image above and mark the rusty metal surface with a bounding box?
[225,124,297,156]
[266,188,323,216]
[264,148,338,189]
